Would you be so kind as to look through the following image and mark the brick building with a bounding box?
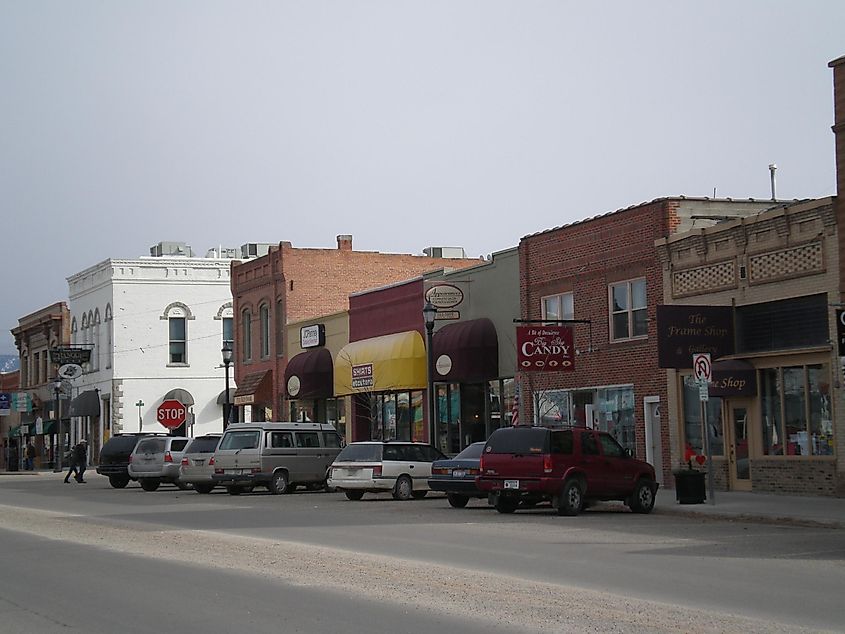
[518,198,779,487]
[231,235,481,421]
[1,370,21,470]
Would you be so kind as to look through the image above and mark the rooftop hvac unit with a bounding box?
[423,246,466,259]
[240,243,272,259]
[150,241,194,257]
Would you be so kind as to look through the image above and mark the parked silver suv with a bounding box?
[128,436,191,491]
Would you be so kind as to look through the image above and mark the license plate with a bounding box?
[193,459,205,466]
[504,480,520,489]
[452,469,466,478]
[227,468,243,474]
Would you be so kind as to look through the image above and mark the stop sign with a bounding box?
[157,399,187,429]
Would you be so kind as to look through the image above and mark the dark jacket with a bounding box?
[72,443,88,468]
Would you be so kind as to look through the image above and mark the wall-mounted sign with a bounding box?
[836,309,845,357]
[301,324,326,349]
[49,347,91,365]
[425,284,464,309]
[516,326,575,372]
[708,359,757,397]
[58,364,83,380]
[435,354,453,376]
[434,310,460,321]
[0,393,10,416]
[287,375,301,397]
[656,305,734,369]
[351,363,374,389]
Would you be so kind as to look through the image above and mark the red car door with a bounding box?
[577,431,607,495]
[597,433,635,496]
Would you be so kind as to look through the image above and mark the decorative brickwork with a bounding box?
[748,242,824,283]
[672,261,736,297]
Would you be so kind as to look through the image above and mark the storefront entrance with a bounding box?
[727,399,753,491]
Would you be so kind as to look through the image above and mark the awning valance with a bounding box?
[334,331,426,396]
[69,390,101,417]
[234,371,272,406]
[216,387,237,405]
[285,348,334,399]
[709,359,757,397]
[162,388,194,406]
[432,318,498,382]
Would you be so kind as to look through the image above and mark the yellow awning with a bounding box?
[334,331,427,395]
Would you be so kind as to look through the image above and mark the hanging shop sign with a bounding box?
[516,325,574,371]
[424,284,464,309]
[49,347,91,366]
[300,324,326,349]
[351,363,374,389]
[0,393,10,416]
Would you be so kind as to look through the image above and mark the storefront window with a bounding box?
[682,376,724,456]
[760,368,782,455]
[396,392,410,442]
[411,392,424,442]
[595,387,636,453]
[366,392,422,442]
[536,389,571,426]
[761,364,834,457]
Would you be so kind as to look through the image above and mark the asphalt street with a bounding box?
[0,474,843,633]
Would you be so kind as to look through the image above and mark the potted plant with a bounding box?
[673,444,706,504]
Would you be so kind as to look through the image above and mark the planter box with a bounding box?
[673,470,706,504]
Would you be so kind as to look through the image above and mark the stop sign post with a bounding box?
[157,399,187,430]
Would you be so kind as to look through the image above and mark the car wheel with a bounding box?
[226,486,242,496]
[193,483,214,494]
[447,493,470,508]
[495,496,519,514]
[411,490,427,499]
[269,471,289,495]
[555,479,583,516]
[140,479,160,492]
[175,480,191,491]
[392,475,413,501]
[628,478,656,514]
[344,490,365,501]
[108,475,130,489]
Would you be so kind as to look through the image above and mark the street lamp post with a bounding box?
[53,378,63,473]
[136,400,144,433]
[422,301,438,448]
[222,342,233,430]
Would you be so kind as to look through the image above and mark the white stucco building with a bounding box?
[66,241,265,452]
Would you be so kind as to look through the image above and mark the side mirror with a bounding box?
[624,448,633,458]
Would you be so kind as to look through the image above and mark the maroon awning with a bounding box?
[234,370,273,406]
[432,318,498,383]
[284,348,334,399]
[709,359,757,397]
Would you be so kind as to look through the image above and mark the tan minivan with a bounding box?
[212,422,343,495]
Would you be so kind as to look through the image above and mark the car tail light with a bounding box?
[214,468,223,474]
[543,454,553,474]
[372,465,382,477]
[164,451,173,463]
[432,467,449,475]
[128,454,133,463]
[479,455,485,472]
[466,467,480,476]
[180,457,189,466]
[208,456,215,466]
[250,467,261,474]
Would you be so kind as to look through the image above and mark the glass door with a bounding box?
[728,400,752,491]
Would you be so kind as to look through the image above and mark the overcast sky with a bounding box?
[2,1,844,356]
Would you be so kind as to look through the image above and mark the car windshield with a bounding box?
[218,431,260,450]
[334,444,382,462]
[455,443,485,460]
[484,428,549,454]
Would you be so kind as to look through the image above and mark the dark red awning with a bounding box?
[432,318,499,383]
[284,348,334,399]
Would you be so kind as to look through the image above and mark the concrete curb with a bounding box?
[655,505,845,530]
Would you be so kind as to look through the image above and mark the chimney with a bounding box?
[337,234,353,251]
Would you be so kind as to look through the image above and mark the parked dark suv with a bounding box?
[96,433,168,488]
[476,426,658,515]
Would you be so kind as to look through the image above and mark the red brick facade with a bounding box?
[231,236,480,419]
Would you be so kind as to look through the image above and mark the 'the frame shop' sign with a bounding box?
[656,305,734,369]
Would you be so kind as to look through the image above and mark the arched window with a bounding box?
[259,304,270,358]
[242,309,252,361]
[160,302,194,365]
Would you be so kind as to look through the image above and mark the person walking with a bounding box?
[24,441,36,470]
[64,442,79,483]
[73,440,88,483]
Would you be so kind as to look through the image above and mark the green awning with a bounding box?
[8,426,20,438]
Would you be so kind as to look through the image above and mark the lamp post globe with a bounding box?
[222,342,233,429]
[422,301,437,448]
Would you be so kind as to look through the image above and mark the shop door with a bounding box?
[727,400,752,491]
[460,383,486,448]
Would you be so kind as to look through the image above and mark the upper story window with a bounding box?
[223,317,233,349]
[259,304,270,358]
[609,278,647,341]
[242,309,252,361]
[542,292,574,323]
[169,317,187,364]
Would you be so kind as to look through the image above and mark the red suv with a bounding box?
[476,426,658,515]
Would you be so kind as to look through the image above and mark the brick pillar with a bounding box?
[831,56,845,295]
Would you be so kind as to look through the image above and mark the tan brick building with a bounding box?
[231,235,481,422]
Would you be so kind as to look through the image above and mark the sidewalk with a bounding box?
[655,487,845,528]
